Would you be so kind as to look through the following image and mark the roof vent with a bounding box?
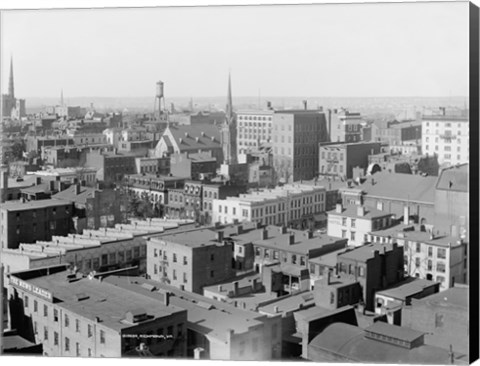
[75,293,90,302]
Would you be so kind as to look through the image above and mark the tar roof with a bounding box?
[365,322,424,342]
[338,243,396,262]
[412,286,468,309]
[358,172,437,204]
[308,323,451,364]
[436,163,468,192]
[1,199,72,212]
[103,276,267,341]
[259,291,316,315]
[26,271,183,332]
[376,278,439,301]
[308,248,348,267]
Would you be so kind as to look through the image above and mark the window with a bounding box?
[436,262,446,273]
[350,232,356,241]
[76,319,80,333]
[65,337,70,352]
[416,242,421,253]
[34,300,38,312]
[428,247,433,257]
[210,270,215,278]
[358,266,365,277]
[54,309,59,322]
[100,330,105,344]
[427,260,433,271]
[65,314,70,327]
[44,327,48,340]
[210,253,215,261]
[415,257,421,267]
[183,272,187,283]
[342,217,347,226]
[76,342,80,356]
[351,219,356,228]
[183,256,187,265]
[173,270,177,280]
[437,248,446,259]
[173,253,177,263]
[24,295,29,308]
[292,255,297,265]
[54,332,59,346]
[342,230,347,238]
[300,256,306,266]
[88,324,93,338]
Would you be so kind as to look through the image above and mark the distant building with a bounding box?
[213,183,326,229]
[326,109,363,143]
[0,199,74,249]
[327,203,393,247]
[421,113,469,166]
[7,265,188,357]
[85,150,136,185]
[271,109,329,183]
[170,152,216,180]
[134,156,170,176]
[154,124,223,164]
[201,183,247,225]
[236,109,274,157]
[147,229,236,294]
[318,142,382,179]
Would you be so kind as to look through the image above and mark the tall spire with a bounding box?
[226,72,233,120]
[8,56,14,98]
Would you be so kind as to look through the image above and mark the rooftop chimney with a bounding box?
[403,206,410,225]
[218,285,223,292]
[302,100,308,110]
[261,228,268,240]
[357,206,365,217]
[164,292,171,306]
[217,230,224,243]
[233,281,239,296]
[35,176,42,185]
[304,230,313,239]
[280,226,288,234]
[289,233,295,245]
[75,183,81,195]
[336,203,343,213]
[237,225,243,235]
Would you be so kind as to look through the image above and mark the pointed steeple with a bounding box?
[8,56,14,98]
[226,72,233,120]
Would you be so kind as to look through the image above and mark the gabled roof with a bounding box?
[52,185,99,205]
[358,172,436,204]
[167,124,221,151]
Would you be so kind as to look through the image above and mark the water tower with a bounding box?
[154,81,165,120]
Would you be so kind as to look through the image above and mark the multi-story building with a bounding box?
[7,265,188,357]
[327,203,393,247]
[236,110,274,156]
[85,150,137,185]
[421,113,469,166]
[271,110,329,183]
[212,183,326,229]
[134,156,170,176]
[369,224,468,290]
[318,142,382,179]
[105,275,282,360]
[326,109,363,143]
[41,143,113,167]
[147,229,236,294]
[336,242,405,310]
[0,199,74,249]
[126,174,185,214]
[170,152,217,181]
[343,172,437,226]
[202,183,247,224]
[434,163,469,239]
[182,181,204,221]
[31,167,98,187]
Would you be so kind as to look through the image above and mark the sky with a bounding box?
[0,1,470,99]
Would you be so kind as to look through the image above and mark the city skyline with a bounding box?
[1,2,469,99]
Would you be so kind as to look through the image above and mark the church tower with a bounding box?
[221,73,237,164]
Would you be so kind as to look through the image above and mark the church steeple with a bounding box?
[8,57,14,98]
[226,72,233,121]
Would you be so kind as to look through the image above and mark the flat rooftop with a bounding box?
[338,242,396,262]
[328,205,392,220]
[22,270,184,332]
[258,291,315,315]
[376,278,439,301]
[370,224,464,248]
[104,276,268,341]
[151,228,226,248]
[0,198,72,212]
[308,248,349,268]
[412,286,468,309]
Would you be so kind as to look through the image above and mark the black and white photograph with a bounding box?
[0,0,478,365]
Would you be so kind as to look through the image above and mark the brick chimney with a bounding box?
[336,203,343,213]
[289,233,295,245]
[357,206,365,217]
[216,230,224,243]
[75,183,81,195]
[403,206,410,225]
